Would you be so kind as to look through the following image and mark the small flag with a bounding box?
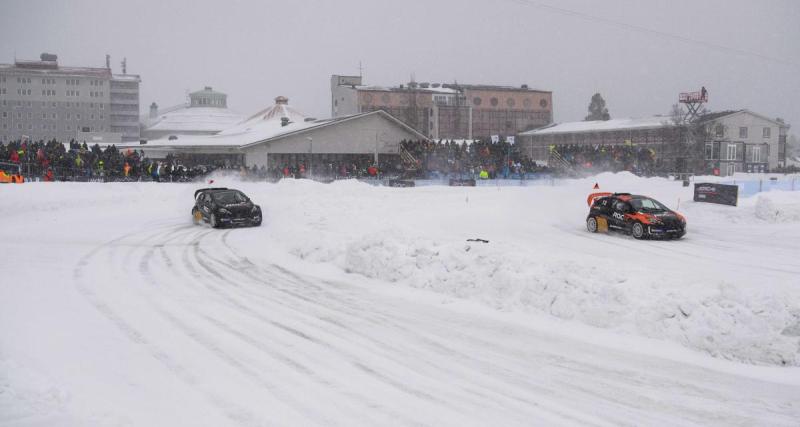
[593,183,600,189]
[506,136,515,144]
[491,135,499,144]
[209,179,215,184]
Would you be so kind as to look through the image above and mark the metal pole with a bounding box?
[308,137,313,178]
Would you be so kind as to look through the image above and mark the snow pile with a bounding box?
[341,231,800,366]
[754,192,800,223]
[248,172,800,366]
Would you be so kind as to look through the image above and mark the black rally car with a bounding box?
[586,192,686,239]
[192,188,262,228]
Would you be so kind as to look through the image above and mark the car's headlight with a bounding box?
[219,208,231,214]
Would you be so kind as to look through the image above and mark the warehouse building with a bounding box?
[331,74,552,140]
[121,97,428,169]
[518,110,789,176]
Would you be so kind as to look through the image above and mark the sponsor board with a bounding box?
[694,183,738,206]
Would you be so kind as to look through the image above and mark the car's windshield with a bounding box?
[212,191,248,205]
[630,197,667,212]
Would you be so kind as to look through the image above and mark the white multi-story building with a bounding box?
[0,53,140,143]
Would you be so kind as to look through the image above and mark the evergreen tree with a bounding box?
[585,93,611,121]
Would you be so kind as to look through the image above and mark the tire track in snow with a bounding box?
[72,223,276,427]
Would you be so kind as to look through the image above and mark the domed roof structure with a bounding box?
[240,96,306,126]
[142,86,246,139]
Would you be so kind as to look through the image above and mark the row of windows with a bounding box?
[66,90,81,97]
[1,123,106,132]
[713,125,773,139]
[705,143,768,162]
[192,97,225,106]
[1,99,107,109]
[41,90,57,97]
[472,96,549,109]
[17,89,32,96]
[90,91,105,98]
[0,77,107,86]
[1,111,104,120]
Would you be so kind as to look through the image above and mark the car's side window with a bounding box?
[614,201,627,212]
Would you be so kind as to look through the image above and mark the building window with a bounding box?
[714,124,724,138]
[506,98,515,107]
[739,127,747,138]
[763,127,771,138]
[473,97,482,106]
[726,143,737,161]
[490,97,499,107]
[1,112,5,118]
[752,145,761,162]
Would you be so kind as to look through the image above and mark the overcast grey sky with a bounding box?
[2,0,798,131]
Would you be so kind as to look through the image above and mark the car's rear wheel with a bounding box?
[210,213,219,228]
[586,216,598,233]
[631,222,645,239]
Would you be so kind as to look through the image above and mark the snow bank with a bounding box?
[340,232,800,366]
[256,172,800,366]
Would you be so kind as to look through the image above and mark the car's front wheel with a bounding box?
[192,208,202,225]
[586,216,598,233]
[210,213,220,228]
[631,222,645,239]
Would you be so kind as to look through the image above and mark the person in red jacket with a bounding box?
[367,165,378,177]
[9,150,19,163]
[44,168,54,182]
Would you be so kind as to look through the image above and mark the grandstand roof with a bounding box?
[521,116,675,136]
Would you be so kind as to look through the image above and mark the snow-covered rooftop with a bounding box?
[358,85,460,95]
[521,116,675,136]
[144,106,245,133]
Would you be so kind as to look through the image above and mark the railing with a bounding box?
[548,148,577,175]
[399,147,418,171]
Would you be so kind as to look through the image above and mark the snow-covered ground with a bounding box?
[2,173,800,426]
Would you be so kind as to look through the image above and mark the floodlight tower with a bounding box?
[673,86,709,175]
[678,86,708,123]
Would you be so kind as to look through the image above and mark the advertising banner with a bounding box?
[694,183,738,206]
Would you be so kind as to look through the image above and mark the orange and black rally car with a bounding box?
[586,192,686,239]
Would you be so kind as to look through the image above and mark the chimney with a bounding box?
[149,102,158,119]
[281,117,290,127]
[275,96,288,105]
[105,54,110,69]
[121,57,127,75]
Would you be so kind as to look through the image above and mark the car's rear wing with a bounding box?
[587,192,613,206]
[194,187,229,199]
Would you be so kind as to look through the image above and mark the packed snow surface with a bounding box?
[2,172,800,426]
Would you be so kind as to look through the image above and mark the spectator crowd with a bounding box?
[0,138,218,182]
[400,139,549,179]
[552,143,657,176]
[3,136,666,183]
